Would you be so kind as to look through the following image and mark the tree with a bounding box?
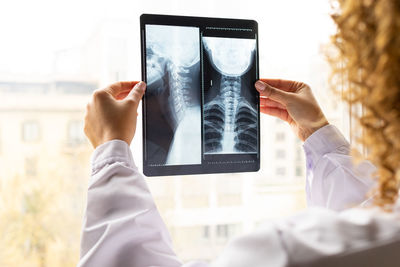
[0,147,90,267]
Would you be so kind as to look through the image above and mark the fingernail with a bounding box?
[255,80,266,91]
[136,81,146,92]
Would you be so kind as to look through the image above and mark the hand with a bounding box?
[255,79,329,141]
[84,81,146,148]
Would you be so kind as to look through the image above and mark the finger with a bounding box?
[260,106,290,123]
[260,97,286,109]
[115,91,131,100]
[115,81,141,100]
[259,78,301,93]
[255,80,292,104]
[92,88,113,102]
[126,81,146,109]
[105,81,140,99]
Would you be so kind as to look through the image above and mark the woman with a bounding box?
[78,0,400,266]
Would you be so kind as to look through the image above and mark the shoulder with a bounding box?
[276,207,400,265]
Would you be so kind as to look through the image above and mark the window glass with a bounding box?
[22,121,40,142]
[0,0,344,265]
[25,156,38,176]
[216,224,228,238]
[275,167,286,176]
[275,149,286,159]
[275,132,285,141]
[202,225,210,239]
[296,166,303,177]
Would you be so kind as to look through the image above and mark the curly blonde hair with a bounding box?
[330,0,400,209]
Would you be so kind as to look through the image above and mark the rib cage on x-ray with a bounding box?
[203,37,258,154]
[145,25,201,165]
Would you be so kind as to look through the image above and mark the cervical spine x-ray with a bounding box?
[145,25,201,166]
[202,37,257,154]
[144,24,258,166]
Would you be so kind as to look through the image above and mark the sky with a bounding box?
[0,0,335,75]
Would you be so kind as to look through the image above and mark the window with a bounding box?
[276,132,285,141]
[275,149,286,159]
[216,224,228,238]
[276,167,286,176]
[296,166,303,177]
[25,157,38,176]
[296,147,303,161]
[216,224,239,240]
[202,225,210,239]
[1,0,342,264]
[68,120,86,145]
[22,121,40,142]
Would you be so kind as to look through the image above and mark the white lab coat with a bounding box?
[78,125,400,267]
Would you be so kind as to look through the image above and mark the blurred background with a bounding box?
[0,0,349,266]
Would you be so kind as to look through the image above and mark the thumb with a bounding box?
[255,80,292,104]
[126,81,146,109]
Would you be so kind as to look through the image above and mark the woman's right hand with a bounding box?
[84,81,146,148]
[255,79,329,141]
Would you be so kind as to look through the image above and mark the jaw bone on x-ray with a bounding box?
[202,37,257,154]
[146,25,201,165]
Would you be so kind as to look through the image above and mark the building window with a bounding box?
[276,167,286,176]
[216,224,229,238]
[25,157,38,176]
[68,121,86,145]
[275,132,285,141]
[296,166,303,177]
[202,225,210,239]
[216,224,238,239]
[296,147,303,161]
[22,121,40,142]
[275,149,286,159]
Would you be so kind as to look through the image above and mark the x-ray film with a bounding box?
[141,14,260,176]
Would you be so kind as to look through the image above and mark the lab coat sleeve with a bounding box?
[77,140,288,267]
[78,140,207,267]
[303,125,376,211]
[275,207,400,266]
[211,207,400,267]
[78,138,400,267]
